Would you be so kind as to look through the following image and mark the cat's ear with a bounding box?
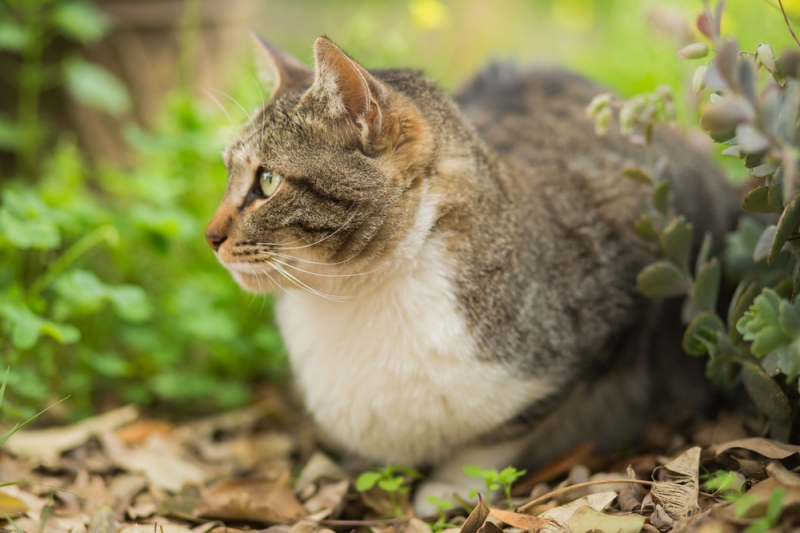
[311,37,387,140]
[252,32,314,98]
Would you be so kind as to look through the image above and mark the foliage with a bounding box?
[463,465,526,510]
[703,469,746,502]
[588,0,800,440]
[425,495,457,532]
[355,464,422,517]
[736,487,786,533]
[0,0,285,420]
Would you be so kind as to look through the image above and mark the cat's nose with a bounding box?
[205,232,227,252]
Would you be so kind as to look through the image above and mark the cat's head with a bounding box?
[206,36,440,296]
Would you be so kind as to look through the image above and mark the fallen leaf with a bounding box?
[195,474,305,524]
[461,497,491,533]
[88,505,119,533]
[116,420,173,444]
[513,444,596,496]
[650,446,700,519]
[302,479,348,517]
[539,491,617,533]
[476,521,503,533]
[3,405,138,461]
[765,461,800,488]
[294,452,348,495]
[567,505,644,533]
[100,432,208,493]
[489,507,550,530]
[0,489,28,516]
[713,438,800,459]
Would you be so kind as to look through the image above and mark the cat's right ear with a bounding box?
[251,32,314,98]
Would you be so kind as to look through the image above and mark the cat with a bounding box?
[205,34,737,512]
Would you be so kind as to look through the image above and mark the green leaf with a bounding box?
[463,465,487,478]
[378,477,404,492]
[0,208,60,250]
[64,59,131,117]
[634,214,659,242]
[779,341,800,382]
[742,364,792,422]
[768,165,784,212]
[106,285,152,323]
[770,193,800,266]
[636,260,690,298]
[778,300,800,338]
[51,2,110,44]
[622,167,652,185]
[355,471,381,492]
[694,258,720,312]
[753,225,776,263]
[683,312,725,356]
[53,269,107,308]
[653,181,669,217]
[742,187,775,214]
[695,232,713,276]
[750,325,788,357]
[660,216,692,271]
[0,19,29,51]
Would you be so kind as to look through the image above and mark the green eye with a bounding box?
[258,168,283,198]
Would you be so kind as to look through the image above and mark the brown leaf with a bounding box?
[476,521,503,533]
[513,443,595,495]
[116,419,173,444]
[489,507,549,530]
[88,505,120,533]
[650,447,700,519]
[195,474,305,524]
[567,505,645,533]
[461,497,491,533]
[713,438,800,459]
[765,461,800,488]
[302,480,348,518]
[3,405,139,461]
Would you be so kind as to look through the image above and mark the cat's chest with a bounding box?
[275,239,555,465]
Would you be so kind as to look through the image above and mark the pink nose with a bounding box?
[205,232,227,251]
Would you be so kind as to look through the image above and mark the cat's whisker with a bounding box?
[268,261,351,302]
[202,88,239,135]
[256,263,300,303]
[208,88,251,122]
[265,251,359,267]
[254,236,307,247]
[275,205,360,252]
[267,256,379,278]
[250,72,267,156]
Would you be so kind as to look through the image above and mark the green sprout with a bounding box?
[463,465,526,510]
[425,495,458,532]
[355,464,423,517]
[703,469,746,502]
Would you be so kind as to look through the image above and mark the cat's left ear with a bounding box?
[252,32,314,98]
[311,37,388,142]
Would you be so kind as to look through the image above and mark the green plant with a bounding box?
[463,465,526,510]
[355,464,423,517]
[425,495,458,532]
[703,469,746,502]
[588,0,800,439]
[736,487,785,533]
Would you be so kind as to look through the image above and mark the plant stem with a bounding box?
[778,0,800,49]
[16,23,45,178]
[25,225,119,301]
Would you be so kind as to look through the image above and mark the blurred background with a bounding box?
[0,0,796,422]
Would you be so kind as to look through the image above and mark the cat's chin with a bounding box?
[222,262,278,294]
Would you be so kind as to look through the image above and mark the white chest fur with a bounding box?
[276,236,555,466]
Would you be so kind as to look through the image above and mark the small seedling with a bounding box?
[703,469,746,502]
[425,495,458,532]
[463,465,526,510]
[356,464,423,517]
[738,487,785,533]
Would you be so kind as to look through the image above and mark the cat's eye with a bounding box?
[258,167,283,198]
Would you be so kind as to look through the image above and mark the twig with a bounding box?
[516,478,655,513]
[316,518,411,526]
[778,0,800,49]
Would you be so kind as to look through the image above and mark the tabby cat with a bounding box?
[206,35,736,510]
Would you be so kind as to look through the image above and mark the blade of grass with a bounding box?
[0,396,69,447]
[0,367,9,411]
[4,513,24,533]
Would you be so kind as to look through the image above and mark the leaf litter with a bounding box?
[3,399,800,533]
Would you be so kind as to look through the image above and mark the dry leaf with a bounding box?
[100,432,207,493]
[713,438,800,459]
[294,452,348,495]
[567,505,644,533]
[489,507,549,530]
[650,446,700,519]
[3,405,138,461]
[195,474,305,524]
[302,479,348,517]
[0,489,28,516]
[461,497,491,533]
[88,505,119,533]
[116,420,173,444]
[765,461,800,487]
[476,521,503,533]
[538,491,617,533]
[513,444,596,496]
